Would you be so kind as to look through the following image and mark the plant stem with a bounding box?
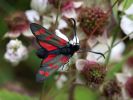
[97,32,133,60]
[54,0,62,30]
[105,27,119,66]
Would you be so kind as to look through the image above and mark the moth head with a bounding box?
[73,44,80,51]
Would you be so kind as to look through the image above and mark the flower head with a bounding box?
[127,56,133,67]
[101,80,121,99]
[4,39,28,66]
[5,11,29,38]
[76,59,106,87]
[49,0,83,19]
[4,11,33,38]
[125,76,133,98]
[31,0,50,15]
[78,7,108,37]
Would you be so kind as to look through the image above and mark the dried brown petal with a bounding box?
[5,11,29,33]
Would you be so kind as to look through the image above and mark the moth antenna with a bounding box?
[78,49,105,59]
[69,18,77,44]
[88,51,105,59]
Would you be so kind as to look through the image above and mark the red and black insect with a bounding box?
[30,18,105,82]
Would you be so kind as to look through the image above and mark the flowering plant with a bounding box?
[0,0,133,100]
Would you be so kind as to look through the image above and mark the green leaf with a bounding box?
[25,50,41,71]
[0,89,36,100]
[120,0,133,11]
[111,0,119,23]
[74,85,98,100]
[55,92,68,100]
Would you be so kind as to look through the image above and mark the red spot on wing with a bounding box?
[49,64,58,69]
[45,34,55,41]
[39,41,57,51]
[39,70,49,77]
[60,56,69,63]
[42,54,57,64]
[35,29,45,35]
[45,33,67,46]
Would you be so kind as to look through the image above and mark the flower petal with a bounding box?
[31,0,49,14]
[73,1,83,8]
[22,28,34,37]
[4,32,21,38]
[62,9,77,19]
[25,10,40,22]
[116,73,128,84]
[42,16,53,29]
[120,16,133,39]
[125,4,133,15]
[110,39,125,62]
[76,59,87,71]
[58,19,68,29]
[4,39,28,66]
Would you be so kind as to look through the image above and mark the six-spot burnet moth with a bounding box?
[30,18,105,82]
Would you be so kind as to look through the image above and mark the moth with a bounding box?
[30,18,105,82]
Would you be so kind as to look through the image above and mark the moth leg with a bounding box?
[62,65,65,70]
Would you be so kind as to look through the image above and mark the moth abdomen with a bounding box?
[36,48,48,59]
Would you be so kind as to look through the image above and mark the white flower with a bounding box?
[4,39,28,66]
[58,19,68,29]
[42,15,53,29]
[116,66,133,100]
[22,28,34,37]
[42,13,68,30]
[76,59,87,71]
[25,10,40,23]
[87,38,125,63]
[62,9,77,19]
[116,66,133,84]
[118,1,133,15]
[120,15,133,39]
[55,74,67,89]
[31,0,50,15]
[61,1,83,19]
[73,1,83,8]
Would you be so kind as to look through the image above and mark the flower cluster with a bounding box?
[78,7,108,37]
[4,39,28,66]
[76,59,106,88]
